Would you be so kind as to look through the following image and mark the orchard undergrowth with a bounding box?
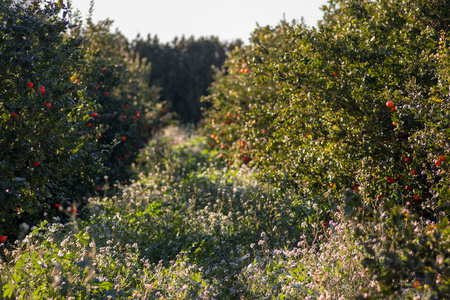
[1,126,445,299]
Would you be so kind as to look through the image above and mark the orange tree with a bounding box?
[202,0,450,297]
[204,0,450,218]
[0,0,103,241]
[356,23,450,300]
[70,16,168,188]
[200,24,287,169]
[0,0,167,243]
[254,0,446,212]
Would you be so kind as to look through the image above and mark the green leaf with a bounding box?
[99,281,114,291]
[2,282,15,299]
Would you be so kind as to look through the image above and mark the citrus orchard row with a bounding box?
[201,0,450,297]
[0,1,169,242]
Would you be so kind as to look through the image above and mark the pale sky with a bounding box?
[69,0,329,44]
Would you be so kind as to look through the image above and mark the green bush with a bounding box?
[0,0,103,242]
[204,0,450,215]
[202,0,450,298]
[70,15,169,188]
[0,0,167,242]
[357,209,450,299]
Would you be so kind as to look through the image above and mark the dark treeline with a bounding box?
[133,35,243,123]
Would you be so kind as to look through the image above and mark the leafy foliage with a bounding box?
[0,0,103,241]
[0,0,164,242]
[70,16,171,187]
[202,0,450,298]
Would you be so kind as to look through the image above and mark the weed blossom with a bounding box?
[0,126,426,299]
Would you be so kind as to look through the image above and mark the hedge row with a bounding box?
[0,0,168,242]
[201,0,450,297]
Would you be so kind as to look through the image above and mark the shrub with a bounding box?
[203,0,450,217]
[70,15,169,188]
[0,0,168,242]
[202,0,450,297]
[357,209,450,299]
[0,0,103,242]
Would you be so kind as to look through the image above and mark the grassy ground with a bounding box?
[0,126,401,299]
